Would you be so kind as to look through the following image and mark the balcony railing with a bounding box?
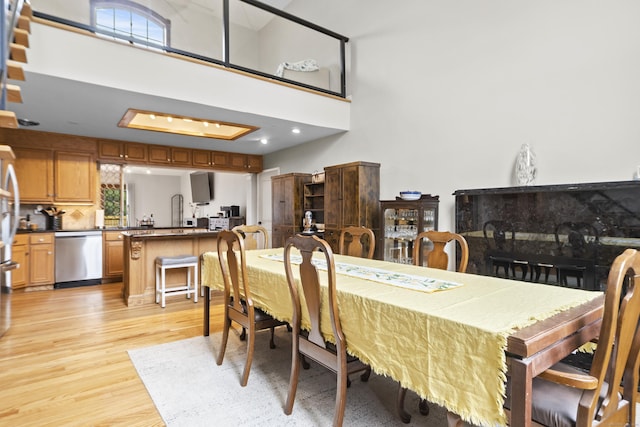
[31,0,350,98]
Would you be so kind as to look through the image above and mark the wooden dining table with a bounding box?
[201,247,603,427]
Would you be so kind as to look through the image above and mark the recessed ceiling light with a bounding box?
[260,138,268,145]
[292,128,300,134]
[118,109,259,140]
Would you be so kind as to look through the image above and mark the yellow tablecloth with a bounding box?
[202,248,602,426]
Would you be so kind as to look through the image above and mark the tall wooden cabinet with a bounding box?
[323,162,380,251]
[271,173,311,248]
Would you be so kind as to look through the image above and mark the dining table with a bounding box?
[201,247,603,427]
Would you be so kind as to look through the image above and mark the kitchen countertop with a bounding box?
[121,228,215,238]
[17,227,212,234]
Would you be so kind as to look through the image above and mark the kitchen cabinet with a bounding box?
[12,147,53,203]
[379,195,439,263]
[11,234,28,289]
[28,233,55,286]
[54,151,96,203]
[13,148,95,204]
[271,173,311,248]
[98,140,148,163]
[148,145,192,165]
[103,230,124,281]
[229,153,263,171]
[323,161,380,252]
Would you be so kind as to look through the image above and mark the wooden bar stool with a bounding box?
[155,255,199,308]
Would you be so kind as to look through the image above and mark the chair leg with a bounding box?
[360,366,371,382]
[216,311,231,366]
[239,327,247,341]
[396,386,411,423]
[301,354,310,369]
[269,326,276,349]
[285,349,301,415]
[240,325,255,387]
[334,364,348,427]
[203,286,210,336]
[419,399,430,415]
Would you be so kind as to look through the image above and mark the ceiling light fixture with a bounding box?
[260,138,268,145]
[292,128,300,134]
[118,109,259,140]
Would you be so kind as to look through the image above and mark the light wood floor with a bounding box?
[0,283,224,426]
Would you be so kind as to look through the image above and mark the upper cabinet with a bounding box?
[98,140,148,163]
[13,147,96,204]
[97,139,263,173]
[148,145,192,166]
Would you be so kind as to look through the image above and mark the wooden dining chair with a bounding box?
[397,230,469,423]
[338,226,375,259]
[231,224,270,340]
[215,230,287,387]
[448,248,640,427]
[283,234,371,427]
[412,230,469,273]
[232,224,269,250]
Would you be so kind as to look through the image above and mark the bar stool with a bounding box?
[155,255,199,308]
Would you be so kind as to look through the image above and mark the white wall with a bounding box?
[125,173,182,227]
[126,169,250,227]
[265,0,640,232]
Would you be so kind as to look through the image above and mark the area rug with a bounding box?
[128,328,446,426]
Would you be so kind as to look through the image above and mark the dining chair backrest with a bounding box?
[283,234,370,427]
[413,230,469,273]
[232,224,269,250]
[527,248,640,426]
[284,233,343,362]
[215,229,285,386]
[338,226,375,259]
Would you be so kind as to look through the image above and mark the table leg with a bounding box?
[203,285,210,336]
[509,357,533,427]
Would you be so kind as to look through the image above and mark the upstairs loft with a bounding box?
[9,0,351,156]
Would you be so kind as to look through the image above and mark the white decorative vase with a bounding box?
[515,143,537,186]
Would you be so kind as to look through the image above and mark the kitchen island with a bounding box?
[122,228,218,306]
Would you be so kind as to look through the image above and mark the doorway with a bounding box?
[257,168,279,247]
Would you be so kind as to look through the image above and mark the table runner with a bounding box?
[260,253,462,293]
[202,248,602,426]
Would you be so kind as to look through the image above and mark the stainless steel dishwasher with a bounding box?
[55,231,103,288]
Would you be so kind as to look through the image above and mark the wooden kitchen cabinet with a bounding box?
[228,153,263,171]
[323,162,380,252]
[13,148,96,204]
[271,173,311,248]
[11,234,28,289]
[148,145,192,165]
[12,147,53,203]
[103,230,124,281]
[98,140,148,163]
[55,151,96,203]
[28,233,55,286]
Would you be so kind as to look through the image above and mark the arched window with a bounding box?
[90,0,171,47]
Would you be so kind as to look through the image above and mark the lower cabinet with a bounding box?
[29,233,55,286]
[11,234,28,289]
[103,231,124,281]
[12,233,55,289]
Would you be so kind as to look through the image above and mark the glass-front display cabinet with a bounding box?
[379,195,439,263]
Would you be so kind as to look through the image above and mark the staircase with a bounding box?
[0,0,32,128]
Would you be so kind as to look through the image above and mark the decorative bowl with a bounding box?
[400,191,422,201]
